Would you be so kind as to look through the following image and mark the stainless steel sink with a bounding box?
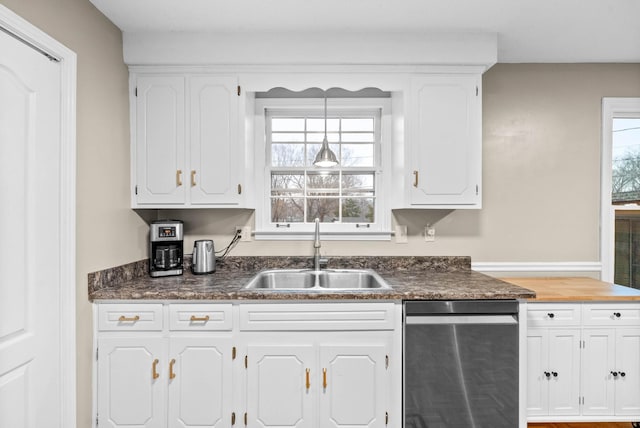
[243,269,391,290]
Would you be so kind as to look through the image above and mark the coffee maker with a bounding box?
[149,220,184,277]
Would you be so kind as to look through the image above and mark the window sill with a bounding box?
[253,231,392,241]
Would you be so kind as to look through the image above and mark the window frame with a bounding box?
[600,98,640,281]
[253,97,392,240]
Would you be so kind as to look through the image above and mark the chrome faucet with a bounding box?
[313,218,322,271]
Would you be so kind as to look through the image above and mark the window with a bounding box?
[254,97,391,239]
[601,98,640,283]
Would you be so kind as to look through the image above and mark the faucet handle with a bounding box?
[318,258,329,269]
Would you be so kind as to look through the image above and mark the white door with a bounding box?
[97,337,165,428]
[318,344,387,428]
[582,328,616,416]
[615,328,640,415]
[135,75,186,205]
[547,329,581,416]
[168,336,233,428]
[0,29,63,428]
[526,329,549,416]
[246,344,315,428]
[189,75,241,205]
[409,74,481,206]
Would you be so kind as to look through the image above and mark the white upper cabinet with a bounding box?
[131,73,243,207]
[135,75,186,205]
[407,74,481,208]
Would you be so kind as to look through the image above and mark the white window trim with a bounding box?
[253,97,392,240]
[600,97,640,281]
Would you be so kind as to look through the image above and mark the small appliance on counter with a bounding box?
[192,239,215,274]
[149,220,184,277]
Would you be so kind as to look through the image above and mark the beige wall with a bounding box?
[1,1,147,426]
[3,1,640,425]
[167,64,640,264]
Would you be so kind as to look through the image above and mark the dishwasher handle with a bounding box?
[405,314,518,325]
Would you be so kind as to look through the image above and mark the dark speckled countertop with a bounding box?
[88,256,535,301]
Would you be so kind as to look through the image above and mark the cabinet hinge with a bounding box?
[237,184,242,195]
[231,412,236,425]
[135,87,137,97]
[134,185,138,195]
[475,86,478,96]
[244,412,247,426]
[475,184,479,196]
[244,355,248,368]
[232,346,237,360]
[237,85,241,96]
[96,347,98,361]
[96,415,99,427]
[385,411,389,425]
[385,355,389,369]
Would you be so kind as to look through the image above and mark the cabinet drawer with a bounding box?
[98,304,163,331]
[239,303,396,331]
[527,303,581,327]
[582,303,640,326]
[169,304,233,331]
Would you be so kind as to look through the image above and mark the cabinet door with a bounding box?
[409,74,481,207]
[318,344,388,428]
[581,328,615,416]
[135,75,186,205]
[189,75,241,205]
[97,337,165,428]
[547,329,581,416]
[168,336,233,428]
[246,344,315,428]
[615,328,640,415]
[526,329,549,416]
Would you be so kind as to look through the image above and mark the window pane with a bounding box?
[341,198,375,223]
[271,198,304,222]
[271,173,304,194]
[307,172,339,196]
[342,173,375,195]
[342,145,375,167]
[307,198,339,223]
[272,117,304,132]
[612,118,640,201]
[272,132,305,143]
[342,118,374,132]
[272,144,305,167]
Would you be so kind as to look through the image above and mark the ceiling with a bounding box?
[89,0,640,63]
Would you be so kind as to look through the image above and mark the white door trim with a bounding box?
[0,5,77,427]
[601,98,640,283]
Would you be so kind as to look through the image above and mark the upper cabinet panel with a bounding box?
[407,74,481,208]
[134,75,186,205]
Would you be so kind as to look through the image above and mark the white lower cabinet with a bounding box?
[96,304,234,428]
[527,329,581,416]
[527,302,640,423]
[95,302,400,428]
[245,339,390,428]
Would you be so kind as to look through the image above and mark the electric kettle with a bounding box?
[192,240,215,274]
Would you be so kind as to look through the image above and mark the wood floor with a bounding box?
[529,423,636,428]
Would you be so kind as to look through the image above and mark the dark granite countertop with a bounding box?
[88,256,536,301]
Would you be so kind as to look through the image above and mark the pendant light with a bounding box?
[313,96,339,167]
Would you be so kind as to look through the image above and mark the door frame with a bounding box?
[0,5,77,427]
[600,97,640,282]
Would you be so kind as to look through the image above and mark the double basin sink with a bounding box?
[244,269,391,291]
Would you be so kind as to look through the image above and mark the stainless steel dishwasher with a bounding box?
[404,300,519,428]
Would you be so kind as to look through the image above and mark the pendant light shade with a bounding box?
[313,96,339,167]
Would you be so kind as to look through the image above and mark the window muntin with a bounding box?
[266,106,381,227]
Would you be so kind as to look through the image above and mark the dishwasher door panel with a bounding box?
[404,322,519,428]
